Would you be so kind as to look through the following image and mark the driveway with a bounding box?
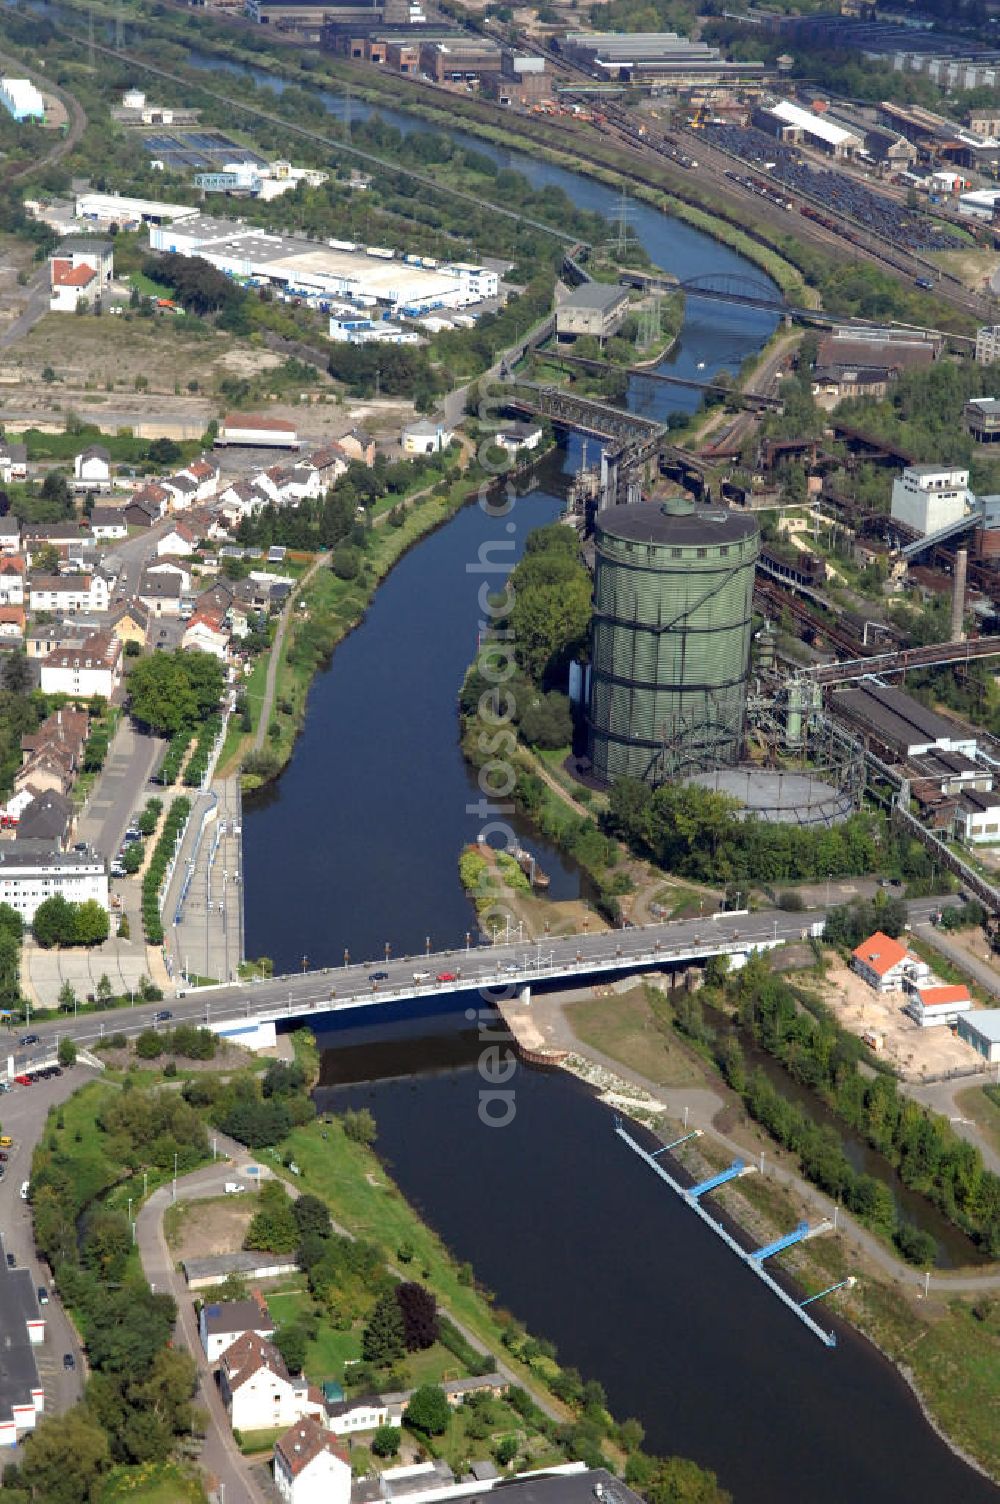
[135,1143,274,1504]
[0,1067,91,1426]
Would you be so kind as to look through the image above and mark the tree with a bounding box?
[127,650,224,734]
[57,979,77,1014]
[33,541,61,573]
[341,1107,377,1145]
[32,894,77,947]
[293,1193,332,1241]
[273,1323,308,1375]
[494,1436,518,1467]
[643,1455,731,1504]
[96,973,113,1004]
[40,469,71,510]
[362,1290,406,1366]
[396,1281,439,1351]
[244,1179,299,1254]
[19,1406,110,1504]
[372,1424,402,1458]
[404,1384,451,1436]
[74,899,109,946]
[57,1036,77,1068]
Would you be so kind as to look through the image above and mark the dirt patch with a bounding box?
[96,1038,251,1073]
[217,347,284,374]
[168,1195,255,1258]
[800,957,978,1080]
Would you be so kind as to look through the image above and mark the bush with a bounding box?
[404,1384,450,1436]
[135,1030,163,1060]
[372,1425,401,1458]
[57,1037,77,1068]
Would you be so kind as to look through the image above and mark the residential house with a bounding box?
[325,1393,403,1437]
[273,1418,351,1504]
[338,427,375,466]
[89,505,128,541]
[108,601,149,649]
[73,445,112,493]
[0,605,25,641]
[177,457,220,501]
[218,1332,324,1433]
[25,618,93,661]
[21,521,84,564]
[28,573,111,615]
[39,631,122,699]
[308,444,349,488]
[14,744,74,798]
[218,478,269,519]
[137,569,183,618]
[0,513,20,555]
[15,789,75,848]
[198,1298,274,1364]
[0,440,28,483]
[281,463,322,504]
[48,238,113,314]
[181,610,229,661]
[162,473,199,512]
[851,931,929,993]
[401,418,454,455]
[146,559,192,594]
[0,557,25,606]
[124,485,169,527]
[21,707,88,767]
[196,581,235,618]
[904,982,973,1028]
[157,521,200,558]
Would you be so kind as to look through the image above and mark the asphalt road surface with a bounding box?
[76,719,165,861]
[9,898,954,1075]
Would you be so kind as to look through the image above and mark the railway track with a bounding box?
[754,575,871,659]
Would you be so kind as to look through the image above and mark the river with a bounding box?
[58,30,993,1501]
[312,1014,998,1504]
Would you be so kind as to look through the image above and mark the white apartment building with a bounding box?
[29,574,112,614]
[889,464,971,536]
[0,841,107,924]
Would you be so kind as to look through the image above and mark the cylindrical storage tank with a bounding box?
[588,498,759,785]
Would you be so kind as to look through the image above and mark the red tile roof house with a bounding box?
[850,931,928,993]
[904,982,974,1028]
[273,1417,351,1504]
[49,257,98,312]
[218,1331,324,1434]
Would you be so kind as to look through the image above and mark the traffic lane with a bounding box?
[0,1067,89,1414]
[16,898,955,1054]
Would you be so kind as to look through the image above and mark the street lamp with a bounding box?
[172,1152,178,1203]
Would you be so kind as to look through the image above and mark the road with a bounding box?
[0,1067,89,1440]
[135,1141,272,1504]
[6,899,953,1072]
[0,266,51,350]
[915,921,1000,1000]
[252,554,327,754]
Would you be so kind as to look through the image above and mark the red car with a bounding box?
[14,1074,30,1086]
[436,971,458,983]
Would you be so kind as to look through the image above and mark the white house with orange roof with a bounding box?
[218,1332,324,1433]
[851,931,929,993]
[904,982,973,1028]
[49,239,113,312]
[182,609,230,660]
[273,1417,351,1504]
[0,555,24,606]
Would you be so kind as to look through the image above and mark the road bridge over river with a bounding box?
[3,902,951,1076]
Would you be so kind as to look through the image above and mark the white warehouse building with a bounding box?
[0,842,107,924]
[147,218,498,313]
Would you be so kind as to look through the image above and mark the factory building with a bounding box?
[555,283,630,343]
[588,498,759,786]
[958,1009,1000,1064]
[890,464,971,537]
[0,78,45,122]
[559,31,765,85]
[148,218,497,313]
[481,53,548,107]
[829,682,977,761]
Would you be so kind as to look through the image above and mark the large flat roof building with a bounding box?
[0,1235,45,1447]
[0,840,108,924]
[559,30,764,84]
[830,682,977,760]
[555,282,630,342]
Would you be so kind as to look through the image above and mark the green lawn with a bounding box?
[567,984,706,1088]
[129,270,175,300]
[237,1426,287,1455]
[95,1463,208,1504]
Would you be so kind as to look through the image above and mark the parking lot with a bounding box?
[0,1066,89,1433]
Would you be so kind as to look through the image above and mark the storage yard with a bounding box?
[706,123,960,253]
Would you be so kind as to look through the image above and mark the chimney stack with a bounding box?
[951,548,968,642]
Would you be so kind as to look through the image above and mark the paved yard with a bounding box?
[23,936,154,1008]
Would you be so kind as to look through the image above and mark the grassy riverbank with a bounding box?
[560,981,1000,1482]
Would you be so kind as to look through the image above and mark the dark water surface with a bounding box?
[313,1015,998,1504]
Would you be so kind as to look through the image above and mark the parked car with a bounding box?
[37,1287,48,1306]
[6,1252,15,1268]
[224,1183,245,1195]
[63,1353,75,1371]
[436,971,458,983]
[368,970,388,982]
[412,971,431,983]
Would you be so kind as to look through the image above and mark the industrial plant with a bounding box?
[588,497,759,785]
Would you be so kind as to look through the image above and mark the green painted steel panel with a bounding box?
[588,502,759,784]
